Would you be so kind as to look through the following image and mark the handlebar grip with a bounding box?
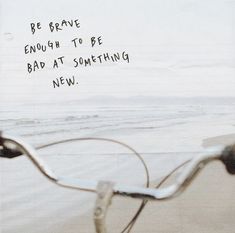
[221,144,235,175]
[0,147,23,158]
[0,133,23,159]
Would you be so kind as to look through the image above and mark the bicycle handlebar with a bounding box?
[221,144,235,174]
[0,132,234,201]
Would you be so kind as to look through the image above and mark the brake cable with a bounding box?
[122,159,191,233]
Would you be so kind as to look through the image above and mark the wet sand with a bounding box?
[203,133,235,148]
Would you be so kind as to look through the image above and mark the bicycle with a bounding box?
[0,131,234,233]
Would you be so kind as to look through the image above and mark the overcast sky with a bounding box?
[0,0,235,103]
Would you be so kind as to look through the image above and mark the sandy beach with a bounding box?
[203,134,235,148]
[1,98,235,233]
[58,132,235,233]
[76,162,235,233]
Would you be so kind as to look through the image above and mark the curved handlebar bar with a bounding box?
[0,132,234,201]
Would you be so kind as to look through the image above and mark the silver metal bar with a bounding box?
[114,146,223,200]
[1,133,58,181]
[0,132,224,201]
